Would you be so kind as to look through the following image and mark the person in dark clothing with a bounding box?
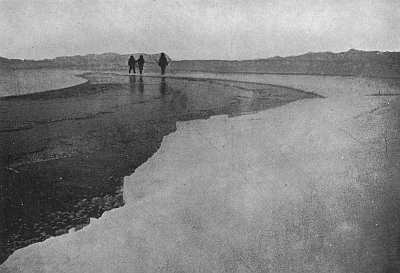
[137,55,145,74]
[128,55,136,74]
[156,53,169,75]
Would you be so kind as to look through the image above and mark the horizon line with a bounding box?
[2,48,399,62]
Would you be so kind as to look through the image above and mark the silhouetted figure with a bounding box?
[128,55,136,74]
[137,55,145,74]
[139,76,144,93]
[156,53,169,75]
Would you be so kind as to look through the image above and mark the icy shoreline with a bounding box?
[2,74,400,272]
[0,69,88,97]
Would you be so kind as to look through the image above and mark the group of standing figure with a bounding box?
[128,53,169,75]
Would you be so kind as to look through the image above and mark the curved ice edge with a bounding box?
[137,72,399,98]
[1,73,318,265]
[0,71,88,99]
[2,76,312,264]
[121,72,325,98]
[3,73,398,270]
[0,74,335,250]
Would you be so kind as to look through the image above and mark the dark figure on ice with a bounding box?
[137,55,145,74]
[156,53,169,75]
[128,55,136,74]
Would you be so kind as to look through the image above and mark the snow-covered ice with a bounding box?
[2,73,400,272]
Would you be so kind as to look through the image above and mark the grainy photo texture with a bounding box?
[1,1,400,272]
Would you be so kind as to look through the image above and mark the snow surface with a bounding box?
[2,73,400,272]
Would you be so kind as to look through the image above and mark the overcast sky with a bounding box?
[1,0,399,60]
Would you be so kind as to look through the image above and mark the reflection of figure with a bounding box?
[128,55,136,74]
[138,76,144,93]
[160,77,167,95]
[129,75,136,91]
[156,53,169,75]
[168,89,188,112]
[180,92,188,109]
[137,55,145,74]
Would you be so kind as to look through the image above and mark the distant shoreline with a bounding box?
[2,66,399,100]
[169,69,400,79]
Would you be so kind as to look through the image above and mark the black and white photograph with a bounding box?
[1,0,400,272]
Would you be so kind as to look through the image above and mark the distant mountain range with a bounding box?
[1,49,399,77]
[172,49,400,78]
[0,53,170,71]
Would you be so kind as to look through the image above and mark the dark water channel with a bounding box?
[0,72,320,263]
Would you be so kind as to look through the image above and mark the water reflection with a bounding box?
[160,77,167,95]
[158,77,188,113]
[169,89,188,112]
[129,75,136,91]
[138,76,144,93]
